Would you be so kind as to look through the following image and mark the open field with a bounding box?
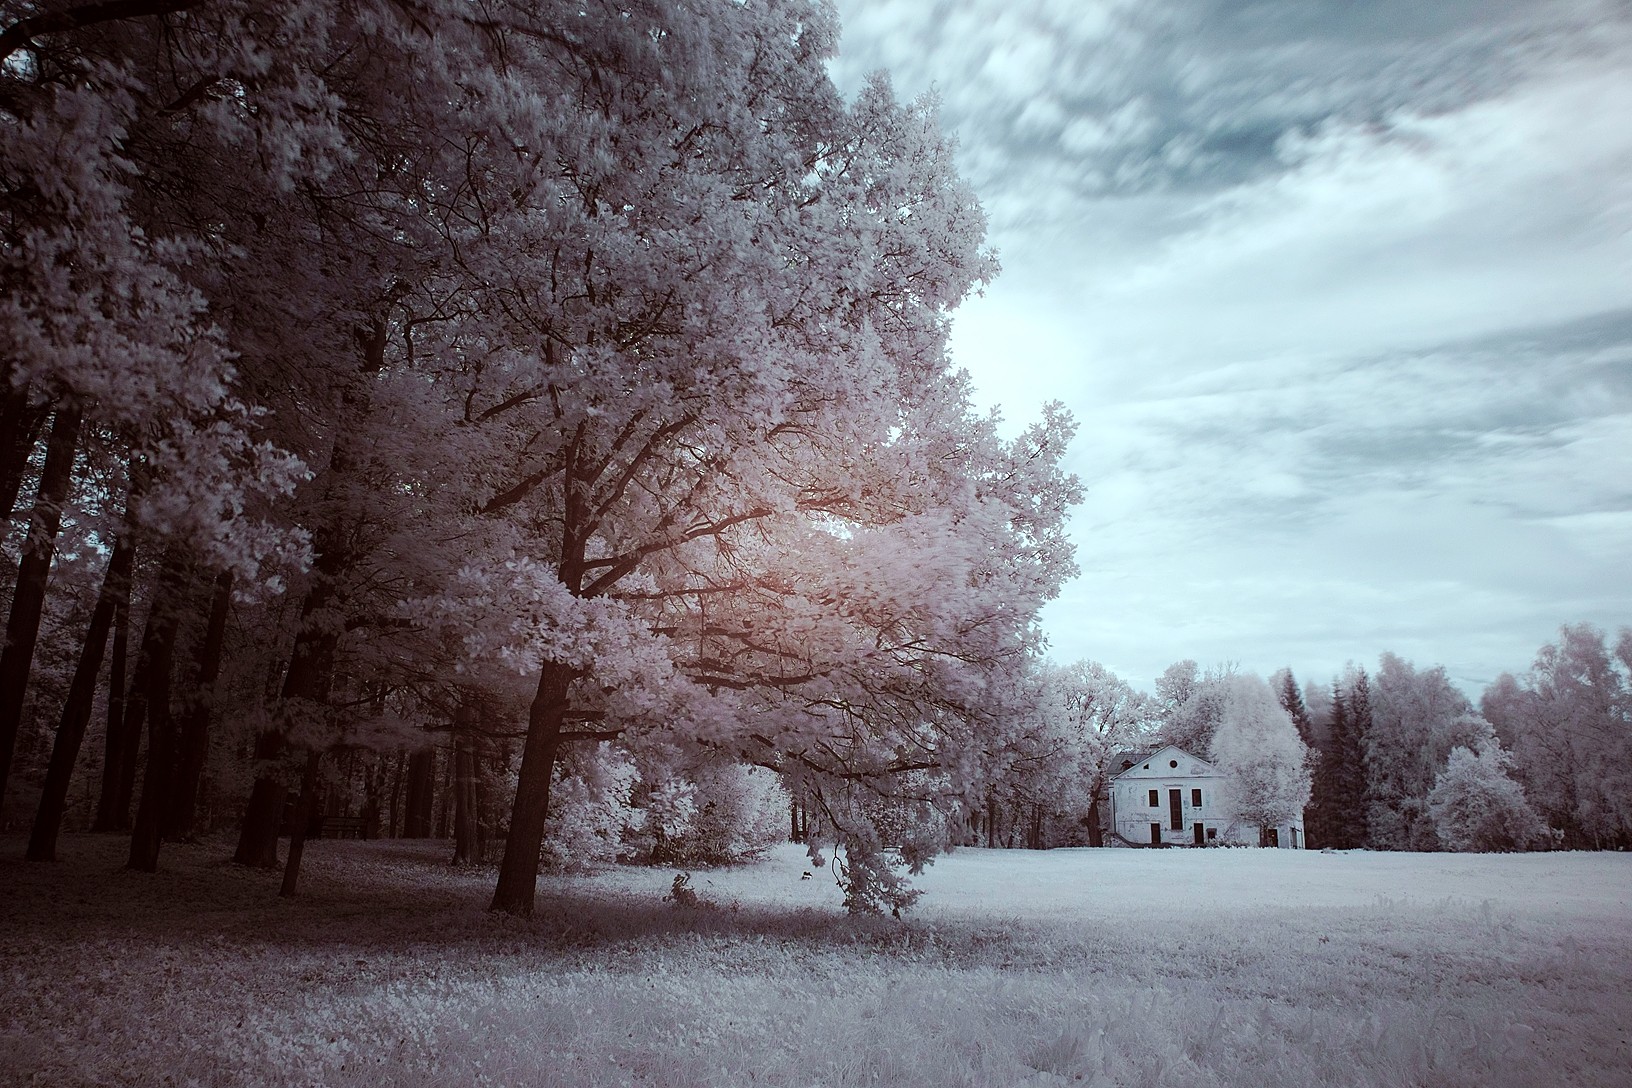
[3,837,1630,1087]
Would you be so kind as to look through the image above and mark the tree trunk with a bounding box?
[985,793,997,849]
[234,549,344,866]
[110,653,147,830]
[1085,796,1103,848]
[164,569,232,841]
[361,756,384,840]
[126,554,189,872]
[434,738,454,839]
[279,750,323,897]
[387,751,405,838]
[26,529,135,861]
[489,660,575,915]
[0,379,47,523]
[402,747,435,837]
[0,403,82,811]
[452,710,479,865]
[91,553,135,832]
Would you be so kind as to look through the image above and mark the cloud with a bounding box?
[831,0,1632,694]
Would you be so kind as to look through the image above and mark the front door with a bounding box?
[1168,789,1183,831]
[1193,822,1204,845]
[1150,822,1162,845]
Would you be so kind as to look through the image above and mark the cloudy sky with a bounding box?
[829,0,1632,695]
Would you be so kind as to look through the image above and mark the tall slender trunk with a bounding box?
[360,756,382,839]
[402,747,434,837]
[0,404,82,810]
[164,569,232,841]
[387,750,405,838]
[434,738,454,840]
[489,660,575,915]
[279,750,323,897]
[27,529,135,861]
[127,553,189,872]
[452,713,479,865]
[91,550,135,831]
[103,588,163,831]
[233,550,343,867]
[110,652,147,828]
[0,378,48,522]
[236,316,387,864]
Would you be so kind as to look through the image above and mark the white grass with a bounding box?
[2,836,1629,1086]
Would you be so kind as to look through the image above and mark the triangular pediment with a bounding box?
[1110,744,1218,779]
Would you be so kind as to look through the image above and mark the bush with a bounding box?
[1428,746,1551,852]
[541,744,639,870]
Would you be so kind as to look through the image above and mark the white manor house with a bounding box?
[1106,744,1305,849]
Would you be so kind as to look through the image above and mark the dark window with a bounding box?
[1191,788,1202,807]
[1169,759,1178,768]
[1148,789,1159,807]
[1207,828,1217,840]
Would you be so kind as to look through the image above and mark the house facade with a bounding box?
[1106,744,1304,848]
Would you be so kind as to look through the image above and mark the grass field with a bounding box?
[2,836,1629,1087]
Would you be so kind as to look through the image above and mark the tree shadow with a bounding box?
[0,834,1071,972]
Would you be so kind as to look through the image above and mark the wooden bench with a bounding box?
[319,815,368,839]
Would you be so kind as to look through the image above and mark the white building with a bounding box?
[1106,744,1304,848]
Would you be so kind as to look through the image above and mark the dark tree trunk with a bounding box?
[279,750,323,897]
[1085,796,1104,848]
[234,777,286,867]
[387,750,405,838]
[26,529,135,861]
[0,403,82,810]
[104,584,164,832]
[0,379,48,523]
[985,793,997,849]
[402,747,435,837]
[110,661,147,829]
[91,550,136,832]
[233,547,344,866]
[434,738,454,839]
[452,713,479,865]
[489,660,575,915]
[361,756,385,840]
[790,796,800,842]
[165,569,232,841]
[126,554,190,872]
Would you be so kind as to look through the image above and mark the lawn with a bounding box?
[2,836,1629,1087]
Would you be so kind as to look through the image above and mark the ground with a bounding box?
[2,836,1629,1087]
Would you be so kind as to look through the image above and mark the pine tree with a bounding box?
[1273,668,1315,747]
[1346,668,1374,848]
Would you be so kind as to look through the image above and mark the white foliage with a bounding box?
[1209,673,1312,834]
[1428,745,1552,852]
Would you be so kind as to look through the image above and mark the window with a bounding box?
[1169,759,1178,768]
[1148,789,1159,807]
[1191,788,1202,807]
[1206,828,1217,840]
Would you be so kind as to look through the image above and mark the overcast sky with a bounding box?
[830,0,1632,695]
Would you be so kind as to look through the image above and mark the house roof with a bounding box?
[1110,743,1218,779]
[1109,748,1152,774]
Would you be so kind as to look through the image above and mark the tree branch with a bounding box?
[1,0,207,63]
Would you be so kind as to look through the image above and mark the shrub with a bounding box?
[1428,746,1551,852]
